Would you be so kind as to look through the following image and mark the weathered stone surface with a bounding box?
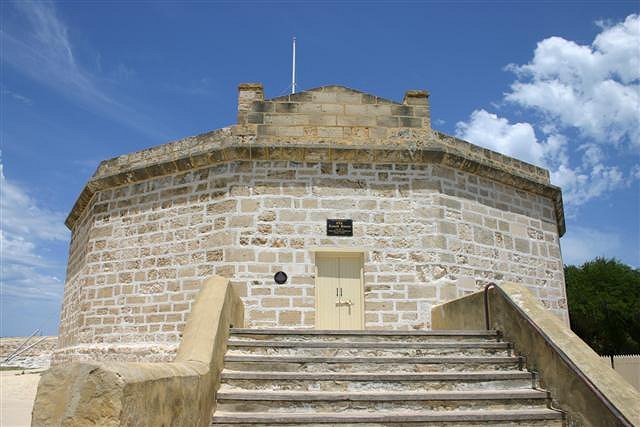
[56,157,567,364]
[431,283,640,427]
[32,276,244,427]
[211,328,564,425]
[67,84,561,233]
[54,83,568,365]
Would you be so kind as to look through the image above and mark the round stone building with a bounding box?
[54,84,567,363]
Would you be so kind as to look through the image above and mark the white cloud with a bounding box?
[455,109,627,207]
[2,1,113,108]
[505,14,640,147]
[456,14,640,208]
[455,109,549,167]
[550,163,625,206]
[560,226,624,266]
[1,167,68,242]
[0,160,68,301]
[1,263,63,300]
[0,1,166,139]
[1,88,32,105]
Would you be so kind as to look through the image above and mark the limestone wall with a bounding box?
[54,158,566,363]
[235,84,430,141]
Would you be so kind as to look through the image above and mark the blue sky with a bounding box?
[1,1,638,336]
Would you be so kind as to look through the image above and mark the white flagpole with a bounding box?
[291,37,296,94]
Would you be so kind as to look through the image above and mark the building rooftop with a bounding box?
[66,84,565,235]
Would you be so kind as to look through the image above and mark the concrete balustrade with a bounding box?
[31,276,244,427]
[431,282,640,427]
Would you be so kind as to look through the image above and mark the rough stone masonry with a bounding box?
[53,84,567,364]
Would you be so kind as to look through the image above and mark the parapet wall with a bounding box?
[33,276,244,427]
[235,84,431,141]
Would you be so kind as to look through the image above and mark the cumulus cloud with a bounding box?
[0,161,69,300]
[456,14,640,208]
[505,14,640,146]
[560,226,625,266]
[455,110,552,167]
[455,110,541,166]
[456,110,628,206]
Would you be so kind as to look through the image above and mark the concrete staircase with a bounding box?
[211,328,564,426]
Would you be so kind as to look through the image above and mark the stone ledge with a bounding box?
[212,408,564,424]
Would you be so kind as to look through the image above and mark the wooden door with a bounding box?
[315,253,364,330]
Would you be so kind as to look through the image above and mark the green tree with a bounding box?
[565,257,640,355]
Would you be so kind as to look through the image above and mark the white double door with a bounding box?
[315,253,364,330]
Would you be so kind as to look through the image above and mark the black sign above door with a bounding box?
[327,219,353,237]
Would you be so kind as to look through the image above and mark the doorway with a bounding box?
[315,252,364,330]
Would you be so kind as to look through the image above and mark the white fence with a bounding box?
[601,355,640,391]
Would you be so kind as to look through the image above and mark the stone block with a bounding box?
[407,285,436,299]
[337,115,376,127]
[308,114,337,126]
[279,210,306,222]
[241,199,260,212]
[278,310,301,325]
[398,116,422,127]
[376,116,399,127]
[258,211,277,222]
[311,92,338,103]
[474,227,495,246]
[250,310,276,321]
[317,127,344,138]
[229,215,254,227]
[274,102,299,113]
[515,238,531,254]
[276,127,304,137]
[262,297,290,308]
[207,200,237,215]
[439,283,458,300]
[225,248,255,262]
[320,104,344,114]
[437,221,458,235]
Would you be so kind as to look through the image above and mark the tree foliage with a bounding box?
[565,257,640,355]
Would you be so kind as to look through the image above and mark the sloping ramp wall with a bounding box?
[31,276,244,427]
[601,355,640,391]
[431,282,640,427]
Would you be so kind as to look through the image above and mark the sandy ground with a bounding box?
[0,370,42,427]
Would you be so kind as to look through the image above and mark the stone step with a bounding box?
[212,408,564,426]
[215,389,550,413]
[223,355,523,373]
[220,370,534,392]
[226,339,511,357]
[229,328,500,343]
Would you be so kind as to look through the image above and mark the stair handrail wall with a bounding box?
[432,282,640,427]
[31,275,244,427]
[483,283,633,426]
